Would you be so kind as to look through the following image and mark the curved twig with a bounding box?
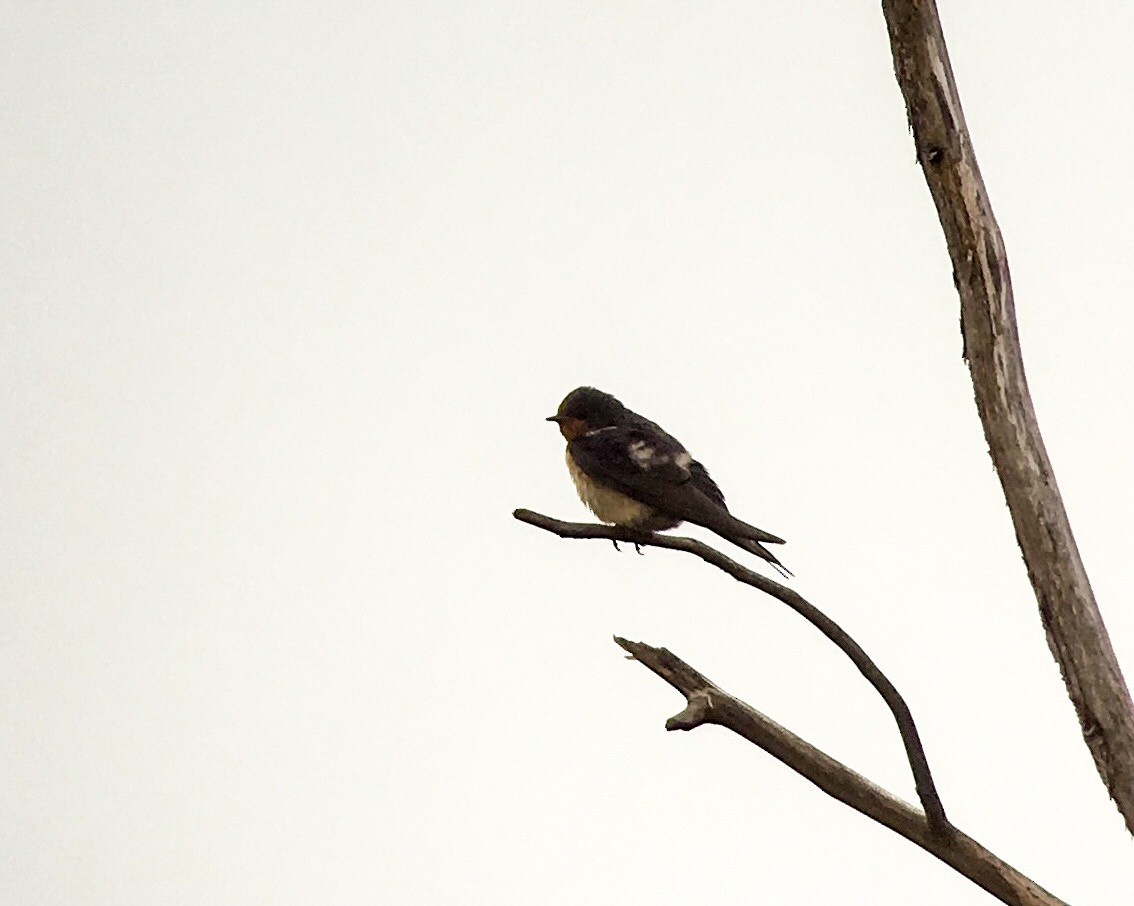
[617,637,1066,906]
[882,0,1134,832]
[513,507,950,835]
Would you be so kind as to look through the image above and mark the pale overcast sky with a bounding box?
[3,2,1133,904]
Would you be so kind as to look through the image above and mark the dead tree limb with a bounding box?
[881,0,1134,832]
[513,508,950,835]
[617,637,1067,906]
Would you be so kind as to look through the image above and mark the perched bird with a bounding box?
[547,386,791,577]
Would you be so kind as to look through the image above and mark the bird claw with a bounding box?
[634,543,644,555]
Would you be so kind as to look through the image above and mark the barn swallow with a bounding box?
[547,386,791,578]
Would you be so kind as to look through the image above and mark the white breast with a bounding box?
[566,448,655,527]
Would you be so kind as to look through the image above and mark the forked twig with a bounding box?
[513,507,949,834]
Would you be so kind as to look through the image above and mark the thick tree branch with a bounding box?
[617,638,1066,906]
[513,508,949,834]
[881,0,1134,832]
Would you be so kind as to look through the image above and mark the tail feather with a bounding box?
[657,478,791,577]
[736,537,793,579]
[701,508,785,546]
[691,508,793,579]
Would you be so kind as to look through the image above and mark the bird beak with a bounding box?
[548,413,587,439]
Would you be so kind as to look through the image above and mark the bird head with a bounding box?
[546,386,627,440]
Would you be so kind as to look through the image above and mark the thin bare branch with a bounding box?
[513,507,950,834]
[881,0,1134,832]
[616,637,1066,906]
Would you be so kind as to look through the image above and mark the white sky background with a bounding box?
[3,2,1133,903]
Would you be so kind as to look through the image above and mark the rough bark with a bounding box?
[881,0,1134,833]
[616,638,1066,906]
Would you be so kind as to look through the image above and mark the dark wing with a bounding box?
[571,426,694,489]
[630,417,728,509]
[569,424,790,572]
[569,425,746,535]
[689,460,727,510]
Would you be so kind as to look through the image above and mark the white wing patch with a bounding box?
[627,440,693,476]
[628,440,655,468]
